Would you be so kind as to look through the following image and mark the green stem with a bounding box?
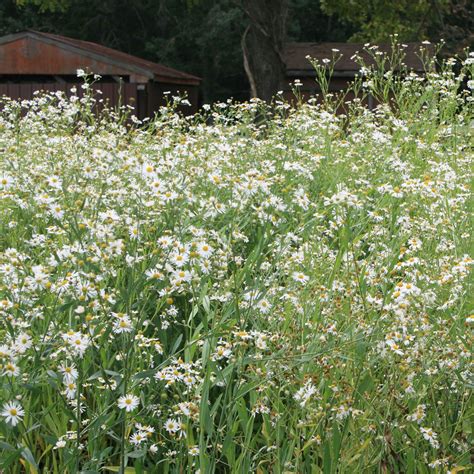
[75,361,82,473]
[119,411,126,474]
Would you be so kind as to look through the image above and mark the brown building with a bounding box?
[0,30,201,117]
[283,42,434,105]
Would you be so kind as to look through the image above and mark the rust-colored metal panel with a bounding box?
[27,30,200,84]
[0,31,200,85]
[0,37,135,76]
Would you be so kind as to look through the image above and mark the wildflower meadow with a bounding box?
[0,48,473,473]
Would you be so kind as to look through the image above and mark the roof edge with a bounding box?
[0,30,201,84]
[24,30,155,80]
[28,30,201,84]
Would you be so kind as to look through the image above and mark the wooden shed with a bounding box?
[283,42,434,105]
[0,30,201,117]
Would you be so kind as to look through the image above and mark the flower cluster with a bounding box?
[0,51,472,471]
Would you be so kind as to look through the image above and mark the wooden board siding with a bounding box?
[284,42,434,73]
[0,82,201,117]
[146,83,200,117]
[0,82,138,115]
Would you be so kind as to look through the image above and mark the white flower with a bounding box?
[3,361,20,377]
[164,418,181,434]
[292,272,309,284]
[197,242,213,258]
[130,431,147,445]
[54,439,66,449]
[257,299,271,314]
[146,267,164,280]
[66,332,91,358]
[188,446,199,456]
[171,252,188,267]
[420,427,440,449]
[118,394,140,412]
[407,405,426,424]
[255,337,267,350]
[0,174,14,189]
[129,226,140,239]
[14,333,32,354]
[171,269,193,286]
[64,382,76,400]
[294,381,317,407]
[59,363,78,382]
[386,339,404,356]
[47,176,62,189]
[113,314,133,334]
[1,401,25,426]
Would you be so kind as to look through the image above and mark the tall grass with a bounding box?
[0,45,472,473]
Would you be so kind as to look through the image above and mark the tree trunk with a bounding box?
[240,0,289,102]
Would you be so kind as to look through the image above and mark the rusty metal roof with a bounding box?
[284,42,435,76]
[0,30,201,85]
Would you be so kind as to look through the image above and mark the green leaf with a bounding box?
[104,467,138,473]
[127,449,147,459]
[1,448,22,469]
[20,446,38,473]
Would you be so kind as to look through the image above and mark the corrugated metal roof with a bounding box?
[284,42,434,75]
[0,30,201,85]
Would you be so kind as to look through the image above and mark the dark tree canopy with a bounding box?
[3,0,473,102]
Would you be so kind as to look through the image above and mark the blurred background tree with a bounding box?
[321,0,473,52]
[2,0,472,102]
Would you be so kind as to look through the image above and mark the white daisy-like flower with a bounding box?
[54,439,66,449]
[117,394,139,412]
[65,332,91,358]
[3,361,20,377]
[257,299,271,314]
[164,418,180,434]
[0,174,14,189]
[130,431,147,445]
[197,242,213,258]
[59,363,78,382]
[113,314,133,334]
[292,272,309,284]
[188,445,199,456]
[46,175,62,189]
[64,382,77,400]
[171,252,189,267]
[1,401,25,426]
[14,333,32,354]
[420,427,440,449]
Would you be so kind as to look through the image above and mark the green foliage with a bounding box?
[16,0,69,12]
[0,49,473,472]
[321,0,454,44]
